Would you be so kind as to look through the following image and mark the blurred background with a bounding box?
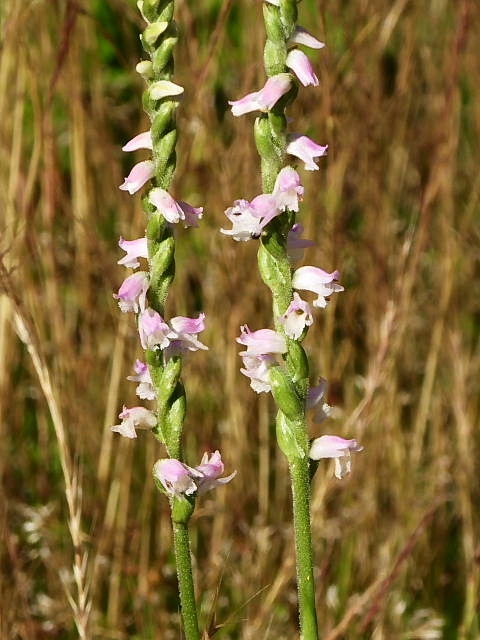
[0,0,479,638]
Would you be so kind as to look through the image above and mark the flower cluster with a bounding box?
[225,16,361,479]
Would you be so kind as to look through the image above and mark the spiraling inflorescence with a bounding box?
[223,1,362,637]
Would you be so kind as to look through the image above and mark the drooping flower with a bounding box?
[236,325,287,356]
[273,166,304,212]
[229,74,292,117]
[149,188,203,227]
[292,266,344,308]
[119,160,154,194]
[118,237,148,269]
[287,135,328,171]
[166,314,209,356]
[111,405,157,439]
[306,378,331,423]
[309,435,363,479]
[138,308,173,350]
[149,80,184,100]
[127,359,155,400]
[153,459,199,496]
[289,26,325,50]
[286,50,319,87]
[122,131,153,152]
[287,223,315,262]
[114,271,149,313]
[153,451,235,496]
[280,292,313,339]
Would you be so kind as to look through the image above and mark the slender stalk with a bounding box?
[290,458,319,639]
[172,522,201,640]
[254,1,320,637]
[137,1,200,634]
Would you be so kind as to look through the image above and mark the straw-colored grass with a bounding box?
[0,0,478,638]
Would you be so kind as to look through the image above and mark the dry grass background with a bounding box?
[0,0,479,638]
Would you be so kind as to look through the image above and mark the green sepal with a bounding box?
[154,129,178,187]
[165,382,187,459]
[264,39,287,76]
[172,494,195,524]
[285,339,309,391]
[263,4,285,44]
[152,36,178,76]
[269,365,304,421]
[279,0,298,38]
[141,21,169,50]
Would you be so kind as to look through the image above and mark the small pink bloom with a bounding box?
[153,459,199,496]
[306,378,332,424]
[221,200,265,241]
[236,325,287,356]
[287,135,328,171]
[229,73,291,117]
[194,451,237,495]
[119,160,154,194]
[280,292,313,339]
[149,188,184,224]
[240,354,276,393]
[309,435,363,479]
[118,236,148,269]
[114,271,149,313]
[250,193,281,226]
[122,131,153,152]
[292,266,344,308]
[138,308,173,350]
[178,201,203,228]
[289,26,325,50]
[273,166,304,212]
[127,359,155,400]
[286,50,319,87]
[111,405,157,439]
[167,314,208,357]
[287,223,315,262]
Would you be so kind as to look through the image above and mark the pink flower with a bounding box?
[280,292,313,339]
[289,26,325,50]
[194,451,237,495]
[111,405,157,439]
[118,237,148,269]
[221,199,264,241]
[138,308,173,350]
[286,50,319,87]
[236,325,287,356]
[240,354,276,393]
[166,313,209,357]
[229,74,292,117]
[287,135,328,171]
[309,435,363,479]
[287,223,315,262]
[273,166,304,212]
[153,451,235,496]
[221,196,281,241]
[153,459,199,496]
[127,359,155,400]
[122,131,153,152]
[292,266,344,308]
[114,271,149,313]
[149,188,203,226]
[119,160,154,194]
[306,379,331,424]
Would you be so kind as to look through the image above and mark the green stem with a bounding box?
[172,521,201,640]
[290,457,318,640]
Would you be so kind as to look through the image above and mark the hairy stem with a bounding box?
[172,521,201,640]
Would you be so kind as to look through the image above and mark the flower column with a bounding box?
[223,2,361,638]
[112,2,233,638]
